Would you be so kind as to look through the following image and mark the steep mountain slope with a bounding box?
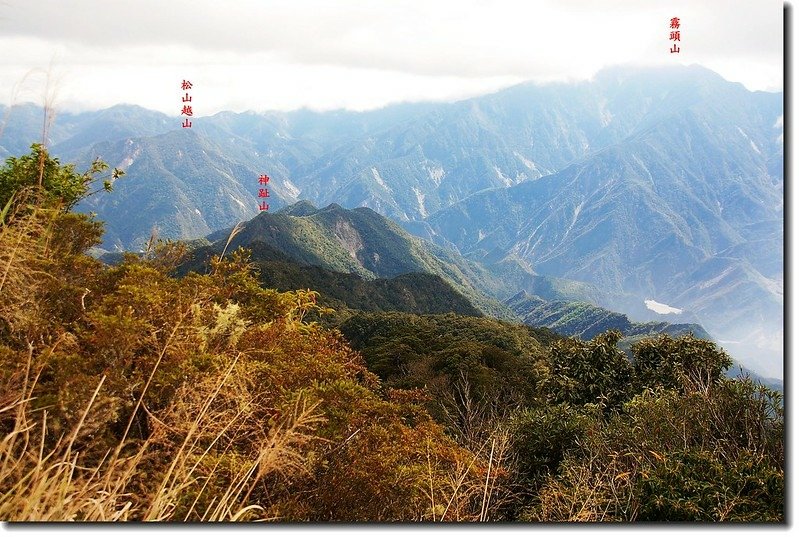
[74,129,301,250]
[1,101,439,250]
[420,72,782,375]
[200,202,515,319]
[290,65,780,222]
[289,81,603,221]
[50,104,175,156]
[0,103,174,158]
[3,66,781,252]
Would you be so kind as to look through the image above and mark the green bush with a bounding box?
[546,330,633,409]
[632,334,733,393]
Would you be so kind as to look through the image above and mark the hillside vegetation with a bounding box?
[0,146,783,522]
[200,201,517,319]
[180,239,483,318]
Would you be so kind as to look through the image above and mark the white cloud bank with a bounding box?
[0,0,784,114]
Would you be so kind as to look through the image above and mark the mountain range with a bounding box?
[171,203,777,389]
[0,64,783,378]
[177,201,718,351]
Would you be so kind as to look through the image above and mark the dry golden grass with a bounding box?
[0,196,60,340]
[0,345,324,521]
[0,169,499,523]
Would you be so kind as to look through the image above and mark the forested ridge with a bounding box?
[0,146,783,521]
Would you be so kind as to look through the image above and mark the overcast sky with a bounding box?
[0,0,785,115]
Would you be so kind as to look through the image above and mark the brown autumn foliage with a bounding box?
[0,145,783,523]
[0,155,499,521]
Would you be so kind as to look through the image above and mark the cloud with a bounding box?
[0,1,645,77]
[0,0,783,113]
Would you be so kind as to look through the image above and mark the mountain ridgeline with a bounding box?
[506,291,711,342]
[181,201,512,319]
[0,64,782,378]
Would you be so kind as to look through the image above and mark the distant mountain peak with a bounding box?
[277,200,318,217]
[593,63,733,87]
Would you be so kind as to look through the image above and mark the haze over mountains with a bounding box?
[0,64,783,378]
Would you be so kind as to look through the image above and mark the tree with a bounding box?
[546,330,633,409]
[632,334,733,393]
[0,143,124,217]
